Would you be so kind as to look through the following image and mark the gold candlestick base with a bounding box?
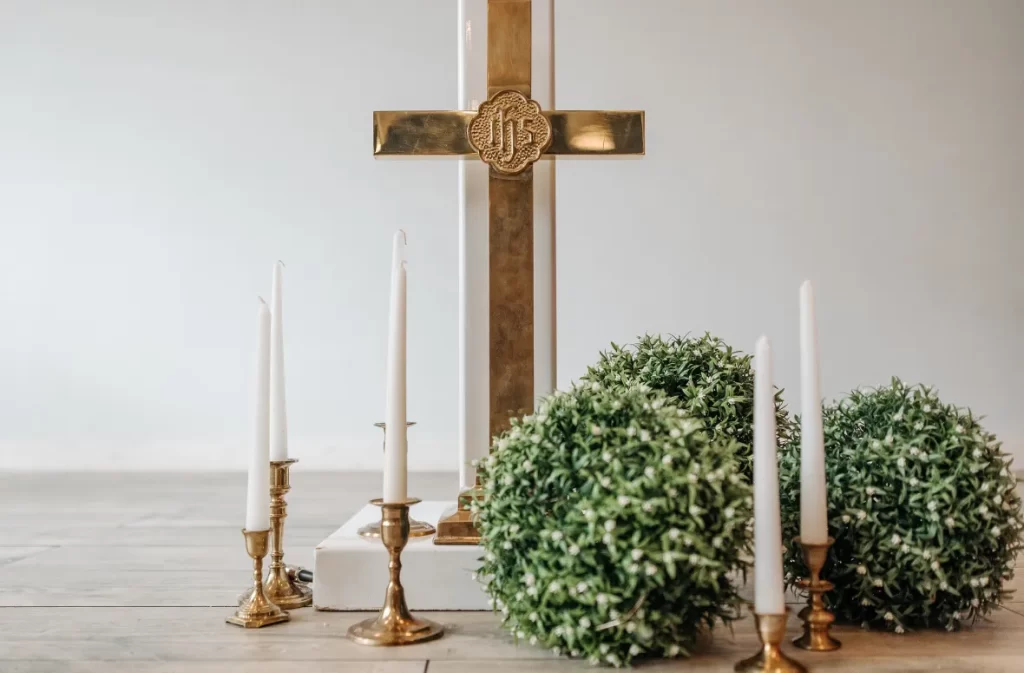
[360,423,435,540]
[348,498,445,646]
[238,459,313,610]
[793,536,841,652]
[735,611,806,673]
[358,518,436,540]
[226,529,290,628]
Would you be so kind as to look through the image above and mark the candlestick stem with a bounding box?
[348,498,444,646]
[735,610,806,673]
[793,536,841,651]
[226,529,289,628]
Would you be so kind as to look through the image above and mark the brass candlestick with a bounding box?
[348,498,444,646]
[237,460,312,609]
[358,422,435,540]
[226,529,290,628]
[793,536,841,651]
[266,459,312,608]
[735,610,806,673]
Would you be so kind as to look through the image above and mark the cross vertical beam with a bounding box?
[487,0,534,439]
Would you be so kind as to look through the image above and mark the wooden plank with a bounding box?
[429,656,1024,673]
[1,608,1021,665]
[2,664,422,673]
[0,547,53,567]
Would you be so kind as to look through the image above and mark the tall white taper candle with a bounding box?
[245,298,271,531]
[383,231,408,503]
[269,261,288,462]
[754,336,785,614]
[799,281,828,544]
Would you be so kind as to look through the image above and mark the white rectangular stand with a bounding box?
[313,500,488,611]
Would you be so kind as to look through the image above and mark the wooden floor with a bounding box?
[0,472,1021,672]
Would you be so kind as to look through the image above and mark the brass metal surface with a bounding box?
[468,90,552,174]
[359,518,436,540]
[370,0,646,546]
[433,485,485,546]
[226,529,290,629]
[489,171,533,438]
[373,109,645,157]
[487,0,531,98]
[236,460,313,609]
[734,611,807,673]
[264,460,312,609]
[358,423,435,540]
[374,111,475,156]
[793,536,841,652]
[545,110,646,155]
[348,499,445,646]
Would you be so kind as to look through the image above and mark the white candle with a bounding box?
[269,261,288,462]
[753,336,785,614]
[383,231,408,503]
[245,298,271,531]
[799,281,829,544]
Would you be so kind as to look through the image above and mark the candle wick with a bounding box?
[258,296,267,305]
[398,229,408,244]
[277,260,286,268]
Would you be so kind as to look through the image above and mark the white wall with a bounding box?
[555,0,1024,460]
[1,0,1021,470]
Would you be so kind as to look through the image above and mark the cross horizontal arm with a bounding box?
[545,110,645,156]
[373,110,645,157]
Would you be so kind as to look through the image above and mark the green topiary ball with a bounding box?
[474,383,752,667]
[780,378,1023,632]
[581,333,795,477]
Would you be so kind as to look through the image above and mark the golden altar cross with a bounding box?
[373,0,644,544]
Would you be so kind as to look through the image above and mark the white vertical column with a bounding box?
[532,0,557,405]
[457,0,490,491]
[457,0,557,491]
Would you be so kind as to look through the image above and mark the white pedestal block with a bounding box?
[313,500,488,611]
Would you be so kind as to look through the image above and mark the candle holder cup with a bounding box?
[348,498,444,646]
[792,536,841,651]
[735,609,806,673]
[226,529,290,628]
[358,422,435,540]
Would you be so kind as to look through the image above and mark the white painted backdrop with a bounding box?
[1,0,1021,470]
